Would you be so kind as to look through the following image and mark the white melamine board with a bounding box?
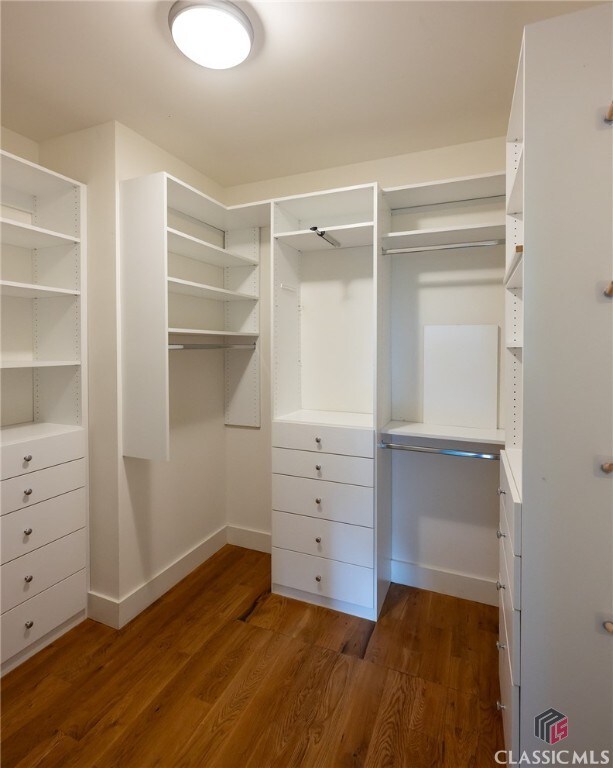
[168,328,258,338]
[0,369,33,426]
[507,41,524,142]
[382,420,505,446]
[383,223,505,252]
[273,242,302,418]
[1,361,80,369]
[273,185,375,234]
[34,366,82,426]
[167,228,257,267]
[300,247,374,414]
[224,347,260,427]
[34,296,81,361]
[1,151,78,199]
[274,223,373,251]
[423,324,499,430]
[0,421,83,445]
[506,147,523,215]
[0,281,79,299]
[504,249,523,288]
[167,278,256,302]
[383,173,505,212]
[0,219,79,248]
[274,410,373,429]
[120,175,169,460]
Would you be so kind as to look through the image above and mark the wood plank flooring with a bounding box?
[1,545,503,767]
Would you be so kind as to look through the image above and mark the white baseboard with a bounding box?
[227,525,271,553]
[88,526,228,629]
[391,558,497,606]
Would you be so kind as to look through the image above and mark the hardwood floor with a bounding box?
[1,545,504,767]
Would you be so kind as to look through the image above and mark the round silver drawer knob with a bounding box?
[24,575,33,583]
[25,620,34,629]
[24,488,33,496]
[24,454,33,462]
[315,537,322,544]
[496,701,506,711]
[315,497,322,504]
[23,528,33,536]
[496,580,506,591]
[315,464,322,471]
[496,529,506,539]
[315,575,322,582]
[496,640,506,650]
[315,437,322,444]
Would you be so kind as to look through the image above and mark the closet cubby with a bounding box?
[120,172,269,460]
[379,173,506,447]
[0,150,85,435]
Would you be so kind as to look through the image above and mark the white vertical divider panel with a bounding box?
[224,227,261,426]
[375,185,392,614]
[272,237,302,418]
[120,174,169,460]
[520,5,613,754]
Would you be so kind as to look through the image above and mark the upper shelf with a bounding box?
[383,173,506,211]
[0,280,80,299]
[1,150,80,199]
[383,223,505,253]
[168,328,259,338]
[1,219,80,249]
[167,228,258,268]
[167,278,257,302]
[381,420,505,446]
[0,360,81,369]
[274,222,374,251]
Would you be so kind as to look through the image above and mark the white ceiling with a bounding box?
[0,0,593,187]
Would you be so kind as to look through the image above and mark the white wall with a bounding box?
[1,127,39,163]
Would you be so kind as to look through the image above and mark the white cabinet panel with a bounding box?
[272,447,373,487]
[499,606,520,753]
[500,451,522,556]
[1,459,85,515]
[499,517,521,609]
[272,547,374,608]
[272,474,373,528]
[273,510,373,568]
[1,488,86,564]
[0,427,85,480]
[1,570,86,662]
[272,421,373,458]
[1,529,86,612]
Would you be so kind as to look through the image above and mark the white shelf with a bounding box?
[504,447,523,498]
[274,222,373,251]
[505,342,524,351]
[1,151,79,199]
[383,173,506,211]
[506,149,524,215]
[504,248,524,288]
[167,228,258,268]
[0,280,80,299]
[382,420,505,446]
[0,421,84,446]
[383,223,505,252]
[1,360,80,369]
[167,278,257,302]
[0,218,79,248]
[275,409,374,429]
[168,328,259,338]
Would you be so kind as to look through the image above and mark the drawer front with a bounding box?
[1,529,86,613]
[500,452,522,556]
[499,520,521,609]
[272,474,373,528]
[1,488,86,564]
[272,547,374,608]
[272,448,373,487]
[499,561,520,679]
[272,422,373,458]
[1,429,85,480]
[1,459,86,516]
[273,510,373,568]
[498,613,520,755]
[1,570,86,663]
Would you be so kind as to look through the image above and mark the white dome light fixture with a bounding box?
[169,0,253,70]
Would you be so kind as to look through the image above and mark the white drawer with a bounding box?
[1,429,85,480]
[1,459,86,515]
[272,421,373,458]
[272,474,373,527]
[272,547,374,608]
[273,510,373,568]
[500,451,522,556]
[498,610,520,755]
[1,569,86,663]
[272,447,373,487]
[499,516,521,609]
[499,559,520,680]
[1,529,86,613]
[1,488,86,564]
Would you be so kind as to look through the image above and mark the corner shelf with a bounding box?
[167,228,258,268]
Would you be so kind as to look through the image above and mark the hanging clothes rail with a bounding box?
[168,343,257,351]
[309,226,340,248]
[384,239,505,256]
[379,441,500,461]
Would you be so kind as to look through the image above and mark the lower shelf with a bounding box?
[0,421,84,446]
[382,420,505,446]
[275,409,373,429]
[168,328,259,338]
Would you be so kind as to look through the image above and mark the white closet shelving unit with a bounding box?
[271,184,391,620]
[379,172,507,450]
[120,172,269,460]
[0,150,88,673]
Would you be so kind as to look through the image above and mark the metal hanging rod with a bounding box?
[309,226,340,248]
[379,441,500,461]
[168,343,257,351]
[390,194,506,215]
[384,239,505,256]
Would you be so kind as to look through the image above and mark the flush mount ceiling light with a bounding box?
[169,0,253,70]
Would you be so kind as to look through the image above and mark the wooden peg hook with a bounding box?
[606,102,613,124]
[604,281,613,298]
